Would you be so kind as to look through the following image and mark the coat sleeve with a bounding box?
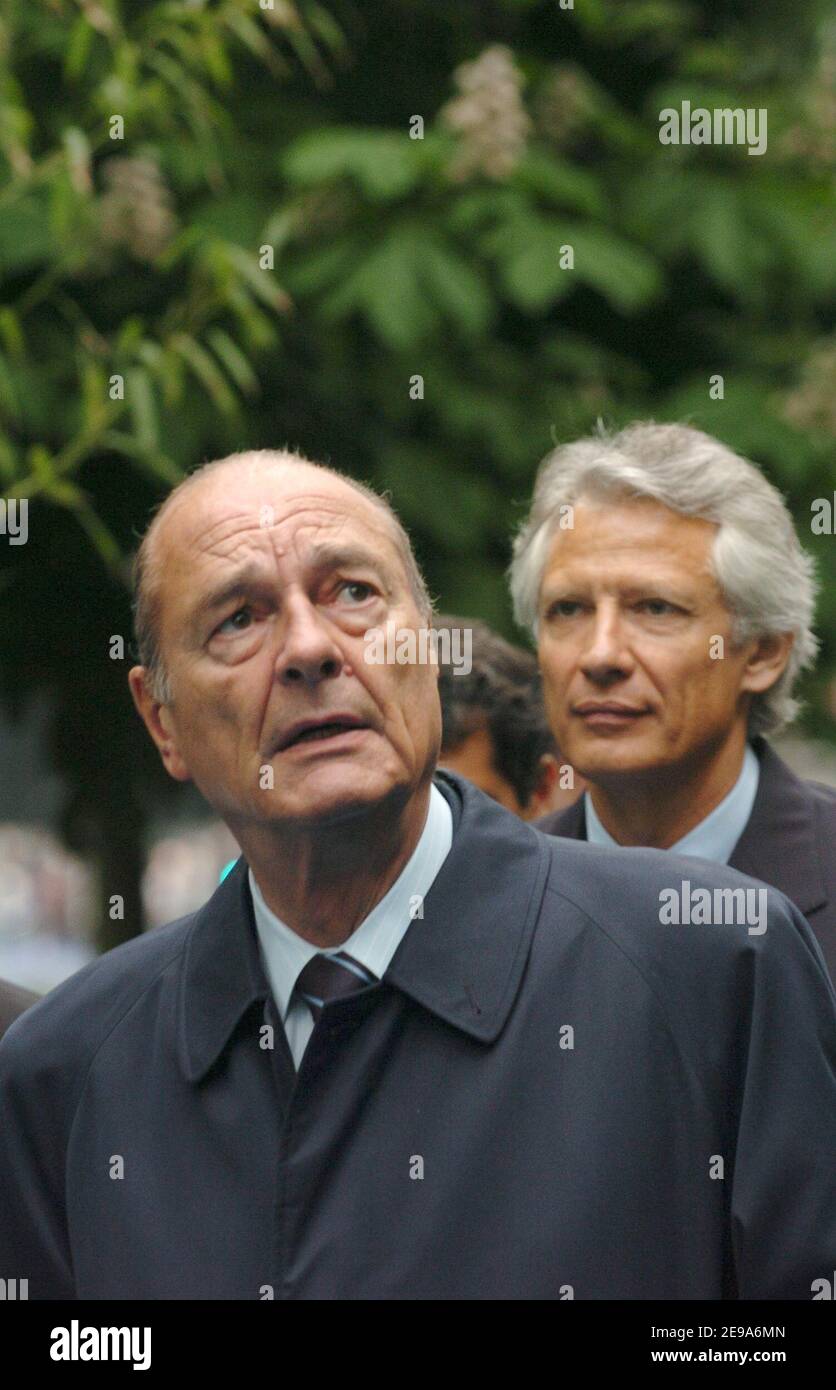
[0,1011,77,1299]
[730,897,836,1298]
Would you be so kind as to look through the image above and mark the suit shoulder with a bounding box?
[533,830,817,978]
[0,913,194,1079]
[803,775,836,816]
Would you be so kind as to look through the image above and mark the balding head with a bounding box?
[127,445,443,846]
[132,448,433,704]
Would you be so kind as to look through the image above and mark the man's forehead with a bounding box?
[547,498,715,559]
[542,497,718,589]
[154,461,396,569]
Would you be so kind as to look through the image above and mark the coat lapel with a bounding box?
[728,738,828,919]
[383,770,551,1043]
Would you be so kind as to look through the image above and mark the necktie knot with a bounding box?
[294,951,378,1025]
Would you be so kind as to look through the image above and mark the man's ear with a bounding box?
[128,666,191,782]
[740,631,794,695]
[523,752,560,820]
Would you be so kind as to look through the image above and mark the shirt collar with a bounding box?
[248,783,453,1022]
[179,771,551,1083]
[584,742,761,864]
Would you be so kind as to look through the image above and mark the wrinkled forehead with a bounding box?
[154,462,400,577]
[148,461,409,646]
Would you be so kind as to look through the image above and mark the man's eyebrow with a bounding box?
[189,566,272,629]
[306,540,395,581]
[541,578,695,604]
[189,545,395,631]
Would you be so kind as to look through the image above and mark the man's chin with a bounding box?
[567,735,665,784]
[269,769,407,827]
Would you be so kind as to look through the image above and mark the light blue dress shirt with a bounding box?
[584,741,761,864]
[249,783,453,1068]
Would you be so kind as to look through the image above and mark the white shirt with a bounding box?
[584,741,761,864]
[249,784,453,1068]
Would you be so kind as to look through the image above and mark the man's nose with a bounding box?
[275,596,344,687]
[579,604,633,684]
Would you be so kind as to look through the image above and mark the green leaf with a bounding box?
[64,17,95,81]
[0,196,53,274]
[420,238,493,336]
[127,367,159,451]
[100,431,184,487]
[225,244,290,312]
[491,213,577,312]
[513,152,606,217]
[573,226,662,311]
[0,308,24,358]
[205,328,259,395]
[321,231,438,349]
[223,10,288,76]
[0,438,19,485]
[169,333,237,414]
[192,195,266,249]
[282,128,422,200]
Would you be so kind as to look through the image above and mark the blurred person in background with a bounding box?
[435,613,581,819]
[510,421,836,981]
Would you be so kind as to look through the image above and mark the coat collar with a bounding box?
[179,771,551,1083]
[728,736,828,919]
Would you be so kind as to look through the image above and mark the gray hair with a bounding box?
[508,421,819,737]
[132,448,435,705]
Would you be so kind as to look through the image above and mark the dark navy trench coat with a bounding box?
[1,771,835,1299]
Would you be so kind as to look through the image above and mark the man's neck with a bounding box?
[587,731,749,849]
[234,781,432,949]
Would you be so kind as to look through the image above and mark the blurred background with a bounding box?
[0,0,834,990]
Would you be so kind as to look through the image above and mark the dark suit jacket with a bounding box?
[0,979,38,1041]
[1,770,835,1299]
[537,737,836,981]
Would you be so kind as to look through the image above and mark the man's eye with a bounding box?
[638,599,677,615]
[548,600,581,618]
[340,581,375,603]
[216,606,253,635]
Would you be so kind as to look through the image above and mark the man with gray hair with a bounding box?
[511,421,836,979]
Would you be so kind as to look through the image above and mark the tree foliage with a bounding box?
[1,0,834,940]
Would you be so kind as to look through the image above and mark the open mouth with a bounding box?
[279,719,370,751]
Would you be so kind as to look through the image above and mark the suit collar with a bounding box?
[384,770,550,1042]
[729,737,828,918]
[179,771,550,1082]
[179,857,271,1083]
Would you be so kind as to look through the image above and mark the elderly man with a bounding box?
[512,422,836,981]
[1,448,835,1300]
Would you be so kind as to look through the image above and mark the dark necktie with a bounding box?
[294,951,378,1026]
